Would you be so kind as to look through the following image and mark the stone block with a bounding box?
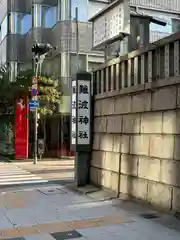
[138,157,160,182]
[172,187,180,211]
[121,135,130,154]
[147,182,172,210]
[91,151,105,169]
[132,92,151,113]
[160,159,180,186]
[119,175,147,200]
[131,178,148,200]
[130,135,150,156]
[152,86,176,111]
[119,174,129,195]
[113,135,130,154]
[114,96,131,114]
[104,152,120,173]
[94,117,107,132]
[107,115,122,133]
[163,111,177,134]
[98,169,111,189]
[141,112,162,134]
[121,154,138,176]
[150,135,174,159]
[177,85,180,108]
[93,134,100,150]
[90,167,98,185]
[101,98,115,115]
[94,100,101,116]
[113,135,121,153]
[122,114,141,133]
[111,172,119,192]
[174,136,180,160]
[99,134,113,152]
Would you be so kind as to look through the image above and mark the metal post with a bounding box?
[34,61,39,164]
[75,7,79,71]
[75,6,79,184]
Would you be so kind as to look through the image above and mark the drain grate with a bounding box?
[38,188,67,195]
[140,213,159,219]
[51,230,83,239]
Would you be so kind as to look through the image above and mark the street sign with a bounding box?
[31,89,38,96]
[32,76,38,84]
[29,100,39,110]
[89,0,130,50]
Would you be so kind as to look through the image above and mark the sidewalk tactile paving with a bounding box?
[0,228,20,239]
[17,225,40,236]
[36,222,71,233]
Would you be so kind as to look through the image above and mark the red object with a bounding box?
[15,96,28,159]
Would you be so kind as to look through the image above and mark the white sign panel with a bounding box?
[71,80,76,145]
[92,0,130,49]
[77,80,90,145]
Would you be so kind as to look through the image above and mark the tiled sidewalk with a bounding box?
[0,184,179,239]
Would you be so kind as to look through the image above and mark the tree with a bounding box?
[0,69,61,115]
[0,69,61,157]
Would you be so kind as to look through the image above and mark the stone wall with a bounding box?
[90,80,180,212]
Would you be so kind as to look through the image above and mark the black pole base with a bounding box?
[75,151,90,187]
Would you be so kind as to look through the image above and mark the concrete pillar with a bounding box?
[59,0,71,114]
[9,13,21,34]
[41,6,46,28]
[174,41,179,76]
[9,61,18,82]
[32,4,42,27]
[164,44,170,78]
[60,53,71,114]
[60,0,71,20]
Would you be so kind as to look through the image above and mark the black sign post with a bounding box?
[71,71,92,186]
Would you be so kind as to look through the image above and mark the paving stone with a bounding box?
[5,209,37,227]
[0,215,13,229]
[25,234,55,240]
[3,238,25,240]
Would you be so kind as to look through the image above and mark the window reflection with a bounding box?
[9,13,32,35]
[43,6,57,28]
[150,22,172,34]
[71,0,88,21]
[0,15,7,41]
[21,14,31,34]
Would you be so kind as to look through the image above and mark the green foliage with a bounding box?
[0,69,61,116]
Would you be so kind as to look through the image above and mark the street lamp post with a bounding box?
[31,43,55,164]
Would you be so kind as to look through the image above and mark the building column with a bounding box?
[9,61,18,82]
[32,4,42,49]
[60,53,71,114]
[59,0,71,114]
[86,54,88,71]
[9,12,21,34]
[59,0,71,21]
[32,4,42,27]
